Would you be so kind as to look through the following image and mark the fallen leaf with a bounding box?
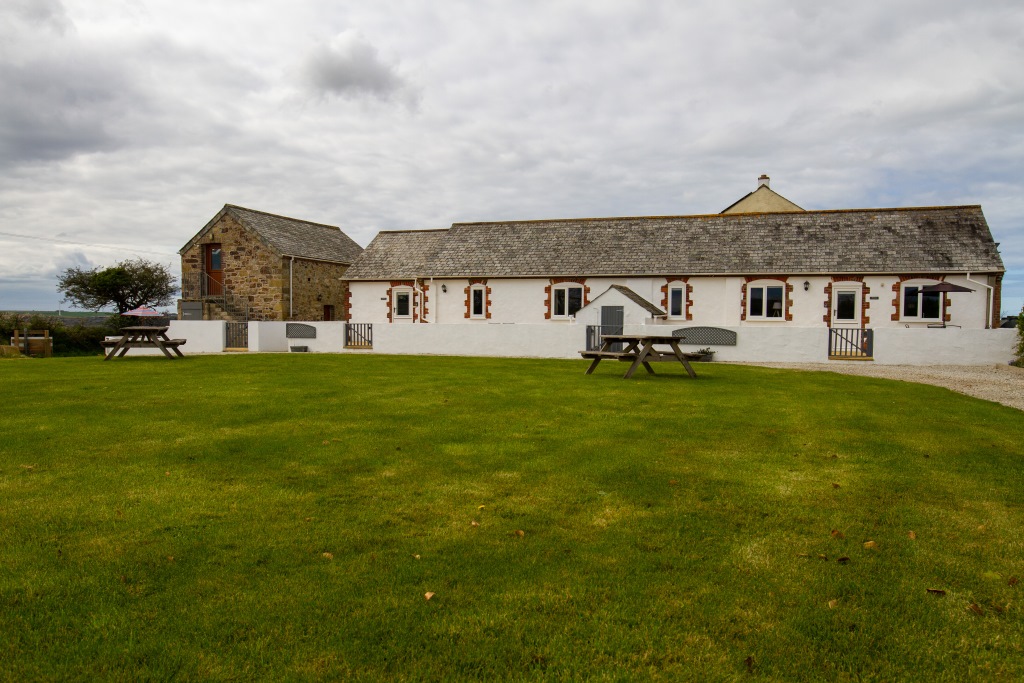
[322,440,329,446]
[828,599,838,609]
[424,592,435,601]
[412,554,421,560]
[305,517,313,522]
[167,556,174,562]
[977,524,987,532]
[478,505,486,510]
[982,571,1002,582]
[968,603,984,616]
[470,520,480,527]
[20,464,35,470]
[797,553,811,558]
[991,602,1006,614]
[322,552,334,560]
[514,530,525,537]
[669,479,679,486]
[926,588,947,596]
[1009,576,1019,586]
[831,530,845,540]
[164,471,170,476]
[831,482,841,489]
[908,531,917,540]
[818,554,828,561]
[744,655,754,672]
[831,454,838,459]
[837,556,850,564]
[863,541,878,550]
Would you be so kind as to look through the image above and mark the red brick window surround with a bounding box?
[386,280,418,323]
[660,277,693,320]
[544,277,590,320]
[741,277,792,321]
[891,275,948,323]
[464,279,492,319]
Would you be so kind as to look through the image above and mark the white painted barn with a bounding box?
[338,178,1010,363]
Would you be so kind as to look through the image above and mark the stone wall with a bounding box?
[288,258,349,321]
[180,213,286,320]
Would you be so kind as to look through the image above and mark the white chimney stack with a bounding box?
[758,174,770,188]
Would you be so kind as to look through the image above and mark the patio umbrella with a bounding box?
[121,305,163,316]
[919,282,973,326]
[919,283,974,293]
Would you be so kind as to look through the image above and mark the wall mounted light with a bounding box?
[803,281,810,291]
[441,284,447,293]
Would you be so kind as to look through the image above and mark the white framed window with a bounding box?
[470,285,486,318]
[901,283,942,320]
[747,284,785,319]
[392,288,413,319]
[668,285,686,318]
[552,285,584,318]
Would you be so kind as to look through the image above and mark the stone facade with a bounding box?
[180,213,349,321]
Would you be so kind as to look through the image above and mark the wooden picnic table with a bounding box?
[580,333,699,379]
[101,326,185,360]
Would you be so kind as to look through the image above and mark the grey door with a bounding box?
[601,306,624,351]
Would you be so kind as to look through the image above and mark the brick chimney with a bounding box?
[758,174,770,188]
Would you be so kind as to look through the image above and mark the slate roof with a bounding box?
[343,205,1003,279]
[603,285,666,316]
[181,204,363,264]
[343,230,449,280]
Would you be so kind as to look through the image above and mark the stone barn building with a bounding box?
[179,204,363,321]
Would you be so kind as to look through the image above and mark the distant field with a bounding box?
[1,310,112,318]
[1,355,1022,680]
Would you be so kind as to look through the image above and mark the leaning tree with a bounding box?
[57,258,179,314]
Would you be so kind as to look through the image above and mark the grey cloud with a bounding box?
[0,59,126,164]
[3,0,71,33]
[303,35,410,100]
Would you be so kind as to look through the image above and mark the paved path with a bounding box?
[732,362,1024,412]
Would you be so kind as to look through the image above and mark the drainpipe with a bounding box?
[965,272,994,328]
[289,256,295,320]
[429,277,436,323]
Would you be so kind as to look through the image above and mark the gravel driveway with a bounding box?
[733,362,1024,411]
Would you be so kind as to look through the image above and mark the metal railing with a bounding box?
[181,271,249,321]
[828,327,873,359]
[585,325,624,351]
[345,323,373,349]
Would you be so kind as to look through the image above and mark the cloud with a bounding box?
[302,33,412,102]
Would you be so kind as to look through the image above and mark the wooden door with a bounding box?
[204,244,223,295]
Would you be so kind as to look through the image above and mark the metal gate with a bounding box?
[828,327,873,360]
[225,322,248,350]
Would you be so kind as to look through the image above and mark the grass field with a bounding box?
[2,354,1023,681]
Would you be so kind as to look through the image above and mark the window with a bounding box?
[553,285,583,318]
[902,284,941,320]
[748,284,784,319]
[471,286,486,318]
[668,286,685,318]
[393,289,412,318]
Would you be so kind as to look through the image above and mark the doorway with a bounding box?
[831,286,861,328]
[204,243,223,296]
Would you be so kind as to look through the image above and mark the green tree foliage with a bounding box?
[56,259,178,314]
[1015,304,1024,367]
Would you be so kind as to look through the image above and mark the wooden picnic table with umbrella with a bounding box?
[101,306,185,359]
[920,282,974,328]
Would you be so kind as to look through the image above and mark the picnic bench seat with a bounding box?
[101,338,186,349]
[580,350,703,362]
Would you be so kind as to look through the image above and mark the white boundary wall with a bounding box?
[159,320,1017,365]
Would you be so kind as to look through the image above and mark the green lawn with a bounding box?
[2,354,1022,681]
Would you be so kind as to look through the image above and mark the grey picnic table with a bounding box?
[580,333,699,379]
[101,326,186,360]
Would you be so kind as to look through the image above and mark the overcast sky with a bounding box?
[2,0,1022,315]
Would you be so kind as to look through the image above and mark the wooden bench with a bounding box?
[580,350,703,362]
[101,339,186,349]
